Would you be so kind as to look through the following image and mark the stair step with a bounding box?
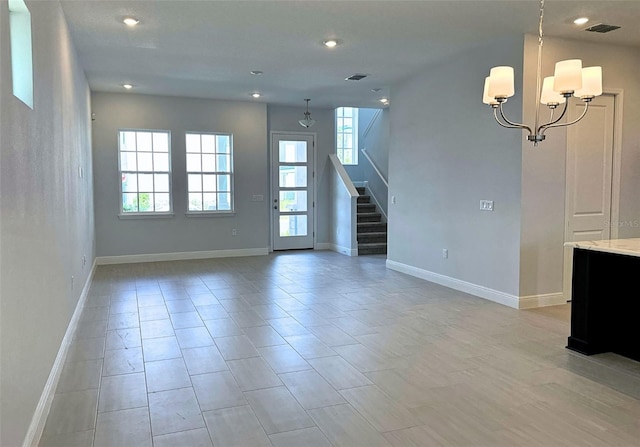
[358,243,387,255]
[357,195,371,204]
[357,203,376,213]
[357,232,387,244]
[356,187,366,195]
[357,213,382,223]
[357,222,387,233]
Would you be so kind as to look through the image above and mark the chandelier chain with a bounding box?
[534,0,545,138]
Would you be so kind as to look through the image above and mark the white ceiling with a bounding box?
[60,0,640,109]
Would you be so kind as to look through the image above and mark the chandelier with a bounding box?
[483,0,603,145]
[298,98,316,128]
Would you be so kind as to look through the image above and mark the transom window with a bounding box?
[336,107,358,165]
[186,132,234,213]
[118,130,172,214]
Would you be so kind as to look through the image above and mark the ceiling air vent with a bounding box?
[585,23,621,33]
[345,73,368,81]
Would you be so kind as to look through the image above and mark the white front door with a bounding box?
[563,94,616,299]
[271,133,315,250]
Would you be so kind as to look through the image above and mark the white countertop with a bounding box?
[564,238,640,258]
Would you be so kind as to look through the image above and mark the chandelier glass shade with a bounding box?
[483,0,603,145]
[298,98,316,128]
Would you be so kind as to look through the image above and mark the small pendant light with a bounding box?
[298,99,316,128]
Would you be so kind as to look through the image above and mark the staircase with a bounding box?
[356,186,387,255]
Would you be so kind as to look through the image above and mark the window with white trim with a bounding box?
[186,132,234,213]
[9,0,33,108]
[336,107,358,165]
[118,130,172,214]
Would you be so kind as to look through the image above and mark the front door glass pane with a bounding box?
[279,191,307,212]
[279,215,307,237]
[279,141,307,163]
[279,166,307,188]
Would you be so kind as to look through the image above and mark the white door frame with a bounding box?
[269,131,317,251]
[563,89,623,300]
[608,88,624,240]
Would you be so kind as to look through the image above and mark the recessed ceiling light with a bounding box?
[379,98,389,104]
[123,84,133,90]
[250,70,263,75]
[123,17,140,26]
[323,39,339,48]
[574,17,589,25]
[251,93,261,98]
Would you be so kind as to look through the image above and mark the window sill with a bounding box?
[118,213,175,219]
[185,211,236,217]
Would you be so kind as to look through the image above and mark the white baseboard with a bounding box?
[329,243,358,257]
[315,242,357,256]
[518,292,567,309]
[24,260,97,447]
[96,247,269,265]
[386,260,520,309]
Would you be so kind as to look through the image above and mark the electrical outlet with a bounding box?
[82,255,86,267]
[392,195,397,204]
[231,229,237,236]
[71,276,75,290]
[442,249,448,259]
[251,194,264,202]
[480,200,494,211]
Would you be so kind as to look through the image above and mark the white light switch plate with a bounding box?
[480,200,494,211]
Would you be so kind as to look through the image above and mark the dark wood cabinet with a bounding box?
[567,247,640,362]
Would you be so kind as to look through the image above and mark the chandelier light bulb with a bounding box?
[539,77,565,106]
[574,66,603,99]
[482,78,499,106]
[553,59,583,94]
[488,66,515,99]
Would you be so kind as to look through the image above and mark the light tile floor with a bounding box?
[39,251,640,446]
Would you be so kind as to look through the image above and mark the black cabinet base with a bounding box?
[566,337,607,356]
[567,248,640,363]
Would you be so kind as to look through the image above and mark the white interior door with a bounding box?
[563,94,616,299]
[271,133,315,250]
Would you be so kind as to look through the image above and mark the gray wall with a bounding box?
[362,108,389,180]
[92,93,269,256]
[343,107,386,182]
[360,109,390,215]
[267,104,335,246]
[92,98,336,256]
[388,37,524,296]
[519,34,640,297]
[343,108,374,181]
[0,1,95,445]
